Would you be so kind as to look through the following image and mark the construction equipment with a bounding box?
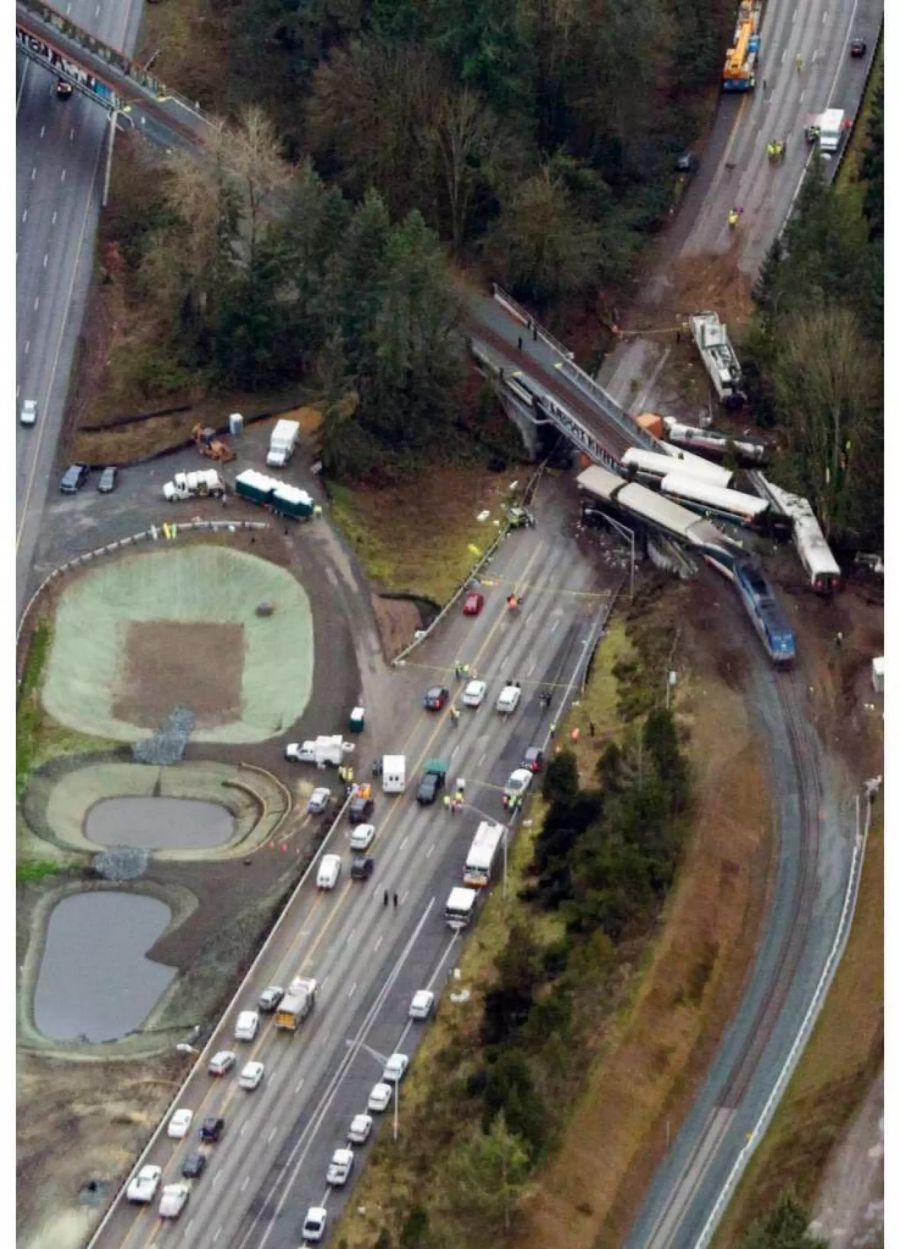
[191,424,236,463]
[723,0,762,91]
[767,138,786,163]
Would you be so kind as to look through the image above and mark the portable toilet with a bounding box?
[349,706,365,733]
[872,656,884,694]
[228,412,244,437]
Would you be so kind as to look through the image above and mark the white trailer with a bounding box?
[382,755,406,794]
[621,447,733,489]
[463,821,505,888]
[445,886,478,930]
[285,736,354,767]
[162,469,225,501]
[660,473,770,527]
[689,311,746,408]
[266,419,300,468]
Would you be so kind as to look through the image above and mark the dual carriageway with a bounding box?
[88,479,616,1249]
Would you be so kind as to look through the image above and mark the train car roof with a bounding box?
[660,473,769,516]
[576,464,625,501]
[621,447,733,488]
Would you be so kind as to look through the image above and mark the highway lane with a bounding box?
[15,0,144,614]
[88,475,618,1249]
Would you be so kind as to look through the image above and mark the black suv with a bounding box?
[349,794,375,825]
[60,464,89,494]
[350,855,374,881]
[200,1117,225,1143]
[416,770,445,805]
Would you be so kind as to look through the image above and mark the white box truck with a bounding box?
[275,977,318,1031]
[815,108,846,155]
[382,755,406,793]
[266,419,300,468]
[162,469,225,501]
[445,886,478,930]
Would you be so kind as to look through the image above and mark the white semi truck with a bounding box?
[266,419,300,468]
[162,469,225,501]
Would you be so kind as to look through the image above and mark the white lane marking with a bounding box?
[51,211,57,224]
[21,209,27,223]
[822,8,829,19]
[33,297,40,311]
[66,1,71,10]
[267,1127,277,1142]
[43,253,48,268]
[477,750,486,764]
[294,1077,305,1093]
[347,926,356,943]
[781,49,786,63]
[24,341,31,356]
[184,1218,194,1237]
[213,1229,222,1243]
[347,981,357,998]
[240,1122,248,1135]
[399,836,408,851]
[321,1031,330,1045]
[31,166,37,180]
[526,659,536,677]
[549,617,561,634]
[60,168,67,182]
[40,124,45,138]
[69,128,75,141]
[374,934,383,952]
[95,2,101,13]
[212,1171,221,1186]
[241,1175,250,1191]
[16,60,28,111]
[791,6,797,19]
[425,840,435,858]
[800,89,805,102]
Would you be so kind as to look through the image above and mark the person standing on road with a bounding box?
[393,892,399,908]
[383,889,389,907]
[795,53,804,72]
[443,794,452,813]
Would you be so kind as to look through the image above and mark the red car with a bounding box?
[463,592,484,616]
[424,686,449,711]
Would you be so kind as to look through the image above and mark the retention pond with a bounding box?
[34,892,176,1043]
[86,796,233,850]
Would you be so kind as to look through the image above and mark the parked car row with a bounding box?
[57,463,119,493]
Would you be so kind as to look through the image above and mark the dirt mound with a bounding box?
[113,620,244,729]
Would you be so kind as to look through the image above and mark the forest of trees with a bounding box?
[745,83,883,549]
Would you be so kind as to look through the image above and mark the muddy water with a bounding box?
[86,796,233,850]
[34,892,177,1043]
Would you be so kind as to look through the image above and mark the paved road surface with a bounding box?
[15,0,144,615]
[599,0,882,415]
[87,473,621,1249]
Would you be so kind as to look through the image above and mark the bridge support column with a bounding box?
[102,107,117,207]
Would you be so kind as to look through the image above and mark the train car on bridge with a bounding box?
[621,447,733,489]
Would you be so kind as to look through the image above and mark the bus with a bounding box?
[463,821,505,888]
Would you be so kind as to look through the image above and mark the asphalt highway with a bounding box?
[15,0,144,615]
[88,475,620,1249]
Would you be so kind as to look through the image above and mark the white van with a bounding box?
[495,685,522,715]
[234,1010,259,1042]
[382,755,406,793]
[317,854,342,890]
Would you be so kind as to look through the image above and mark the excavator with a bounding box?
[191,424,236,463]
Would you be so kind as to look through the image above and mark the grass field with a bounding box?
[712,814,883,1245]
[329,466,525,602]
